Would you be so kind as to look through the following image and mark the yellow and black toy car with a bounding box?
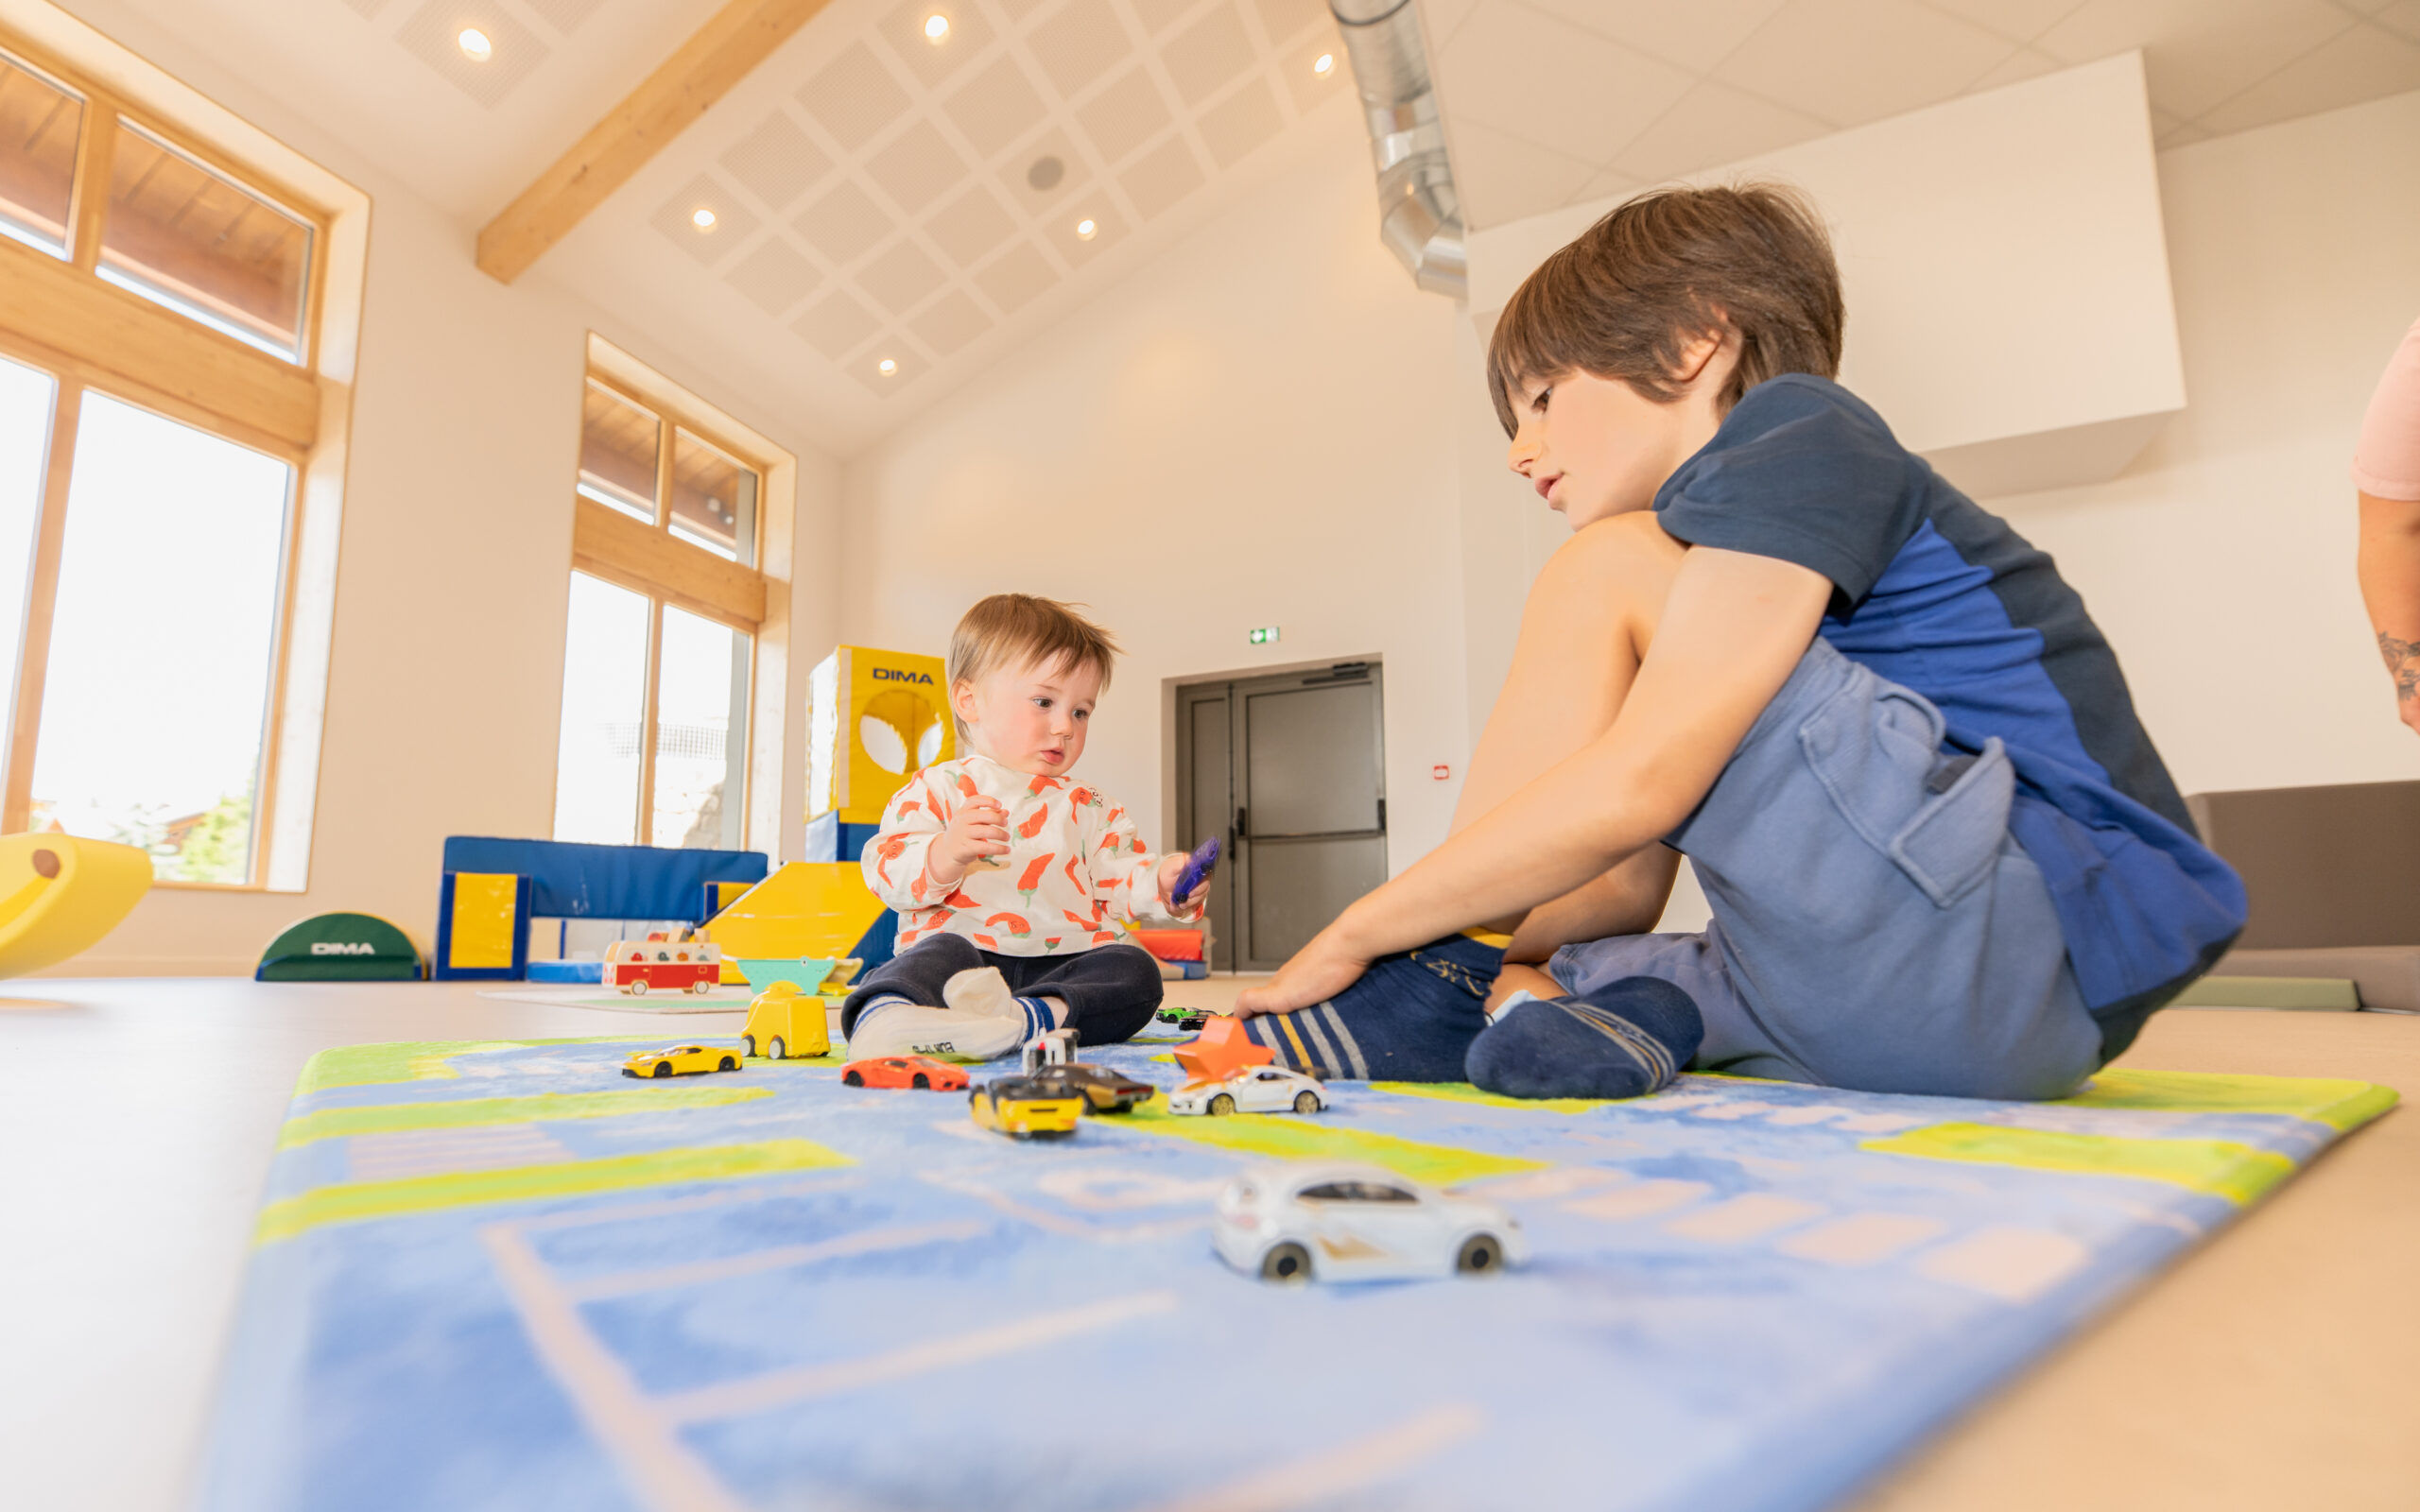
[621,1043,741,1079]
[967,1074,1083,1139]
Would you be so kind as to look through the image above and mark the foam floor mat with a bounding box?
[199,1033,2395,1512]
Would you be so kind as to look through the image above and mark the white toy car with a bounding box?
[1213,1162,1530,1283]
[1167,1063,1327,1116]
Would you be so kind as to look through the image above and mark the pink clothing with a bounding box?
[861,754,1196,956]
[2355,317,2420,501]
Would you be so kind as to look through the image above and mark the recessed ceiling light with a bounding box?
[691,208,718,231]
[878,357,898,376]
[1314,52,1336,76]
[1074,217,1097,240]
[924,13,950,42]
[1027,155,1065,192]
[458,27,493,61]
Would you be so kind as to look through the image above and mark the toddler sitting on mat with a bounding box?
[840,593,1205,1060]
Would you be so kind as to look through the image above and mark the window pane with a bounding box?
[0,356,57,738]
[30,392,290,883]
[668,427,757,565]
[650,605,749,850]
[0,53,82,258]
[552,573,649,845]
[99,119,311,361]
[578,382,659,523]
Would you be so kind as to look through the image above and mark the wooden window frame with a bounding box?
[0,21,355,892]
[564,355,775,850]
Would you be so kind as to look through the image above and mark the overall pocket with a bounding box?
[1799,671,2014,909]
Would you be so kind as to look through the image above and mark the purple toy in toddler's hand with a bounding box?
[1174,837,1220,903]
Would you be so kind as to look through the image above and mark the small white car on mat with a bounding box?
[1213,1162,1529,1283]
[1167,1064,1328,1116]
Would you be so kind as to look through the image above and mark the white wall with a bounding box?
[40,0,840,973]
[1994,86,2420,799]
[837,103,1475,869]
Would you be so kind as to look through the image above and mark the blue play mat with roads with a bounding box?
[197,1030,2395,1512]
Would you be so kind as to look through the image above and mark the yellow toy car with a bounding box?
[622,1043,740,1079]
[739,982,831,1059]
[966,1075,1083,1139]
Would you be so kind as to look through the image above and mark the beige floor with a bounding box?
[0,976,2410,1512]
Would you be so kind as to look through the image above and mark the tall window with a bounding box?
[0,40,327,885]
[553,369,767,850]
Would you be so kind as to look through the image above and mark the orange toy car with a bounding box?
[839,1055,969,1091]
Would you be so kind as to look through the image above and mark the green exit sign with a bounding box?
[1249,626,1281,644]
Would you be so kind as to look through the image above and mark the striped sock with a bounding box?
[1236,940,1505,1082]
[1464,977,1703,1101]
[1013,995,1062,1043]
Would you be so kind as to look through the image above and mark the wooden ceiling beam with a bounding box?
[475,0,830,284]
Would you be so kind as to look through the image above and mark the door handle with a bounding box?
[1234,808,1246,842]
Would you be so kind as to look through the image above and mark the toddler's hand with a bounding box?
[1158,852,1206,915]
[927,797,1009,887]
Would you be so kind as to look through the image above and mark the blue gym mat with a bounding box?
[197,1032,2395,1512]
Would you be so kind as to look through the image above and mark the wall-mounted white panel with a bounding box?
[1466,52,2186,498]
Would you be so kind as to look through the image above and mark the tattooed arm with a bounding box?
[2358,491,2420,737]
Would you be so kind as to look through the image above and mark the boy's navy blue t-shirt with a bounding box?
[1652,374,2244,1027]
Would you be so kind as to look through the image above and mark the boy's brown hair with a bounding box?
[947,593,1121,739]
[1487,182,1844,435]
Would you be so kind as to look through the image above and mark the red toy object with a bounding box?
[840,1055,970,1091]
[602,933,723,996]
[1132,928,1204,964]
[1171,1014,1273,1083]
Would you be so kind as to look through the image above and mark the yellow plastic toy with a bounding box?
[704,862,890,983]
[739,982,831,1060]
[0,833,151,977]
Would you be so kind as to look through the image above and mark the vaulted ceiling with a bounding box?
[45,0,2420,455]
[64,0,1352,452]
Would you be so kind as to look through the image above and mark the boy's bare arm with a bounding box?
[1237,547,1831,1017]
[2359,491,2420,737]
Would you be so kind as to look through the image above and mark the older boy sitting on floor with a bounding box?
[1235,184,2244,1103]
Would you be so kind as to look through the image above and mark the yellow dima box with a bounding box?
[806,644,956,826]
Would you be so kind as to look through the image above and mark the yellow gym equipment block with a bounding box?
[0,833,152,978]
[807,645,953,827]
[704,862,888,977]
[445,873,522,971]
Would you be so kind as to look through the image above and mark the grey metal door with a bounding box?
[1177,662,1386,971]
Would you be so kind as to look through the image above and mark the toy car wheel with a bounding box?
[912,1072,930,1090]
[1456,1234,1504,1275]
[843,1069,864,1086]
[690,981,710,994]
[717,1057,736,1072]
[1260,1242,1312,1283]
[1292,1091,1321,1114]
[1208,1092,1236,1116]
[629,979,649,997]
[651,1062,672,1078]
[768,1037,787,1060]
[740,1035,758,1057]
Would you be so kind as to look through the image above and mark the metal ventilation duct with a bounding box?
[1329,0,1465,298]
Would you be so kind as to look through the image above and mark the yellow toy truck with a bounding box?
[739,982,831,1060]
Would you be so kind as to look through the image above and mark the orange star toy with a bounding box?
[1171,1014,1274,1082]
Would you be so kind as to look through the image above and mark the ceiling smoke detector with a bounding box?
[1026,155,1065,192]
[458,27,493,60]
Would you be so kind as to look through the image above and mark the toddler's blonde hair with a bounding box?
[946,594,1121,741]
